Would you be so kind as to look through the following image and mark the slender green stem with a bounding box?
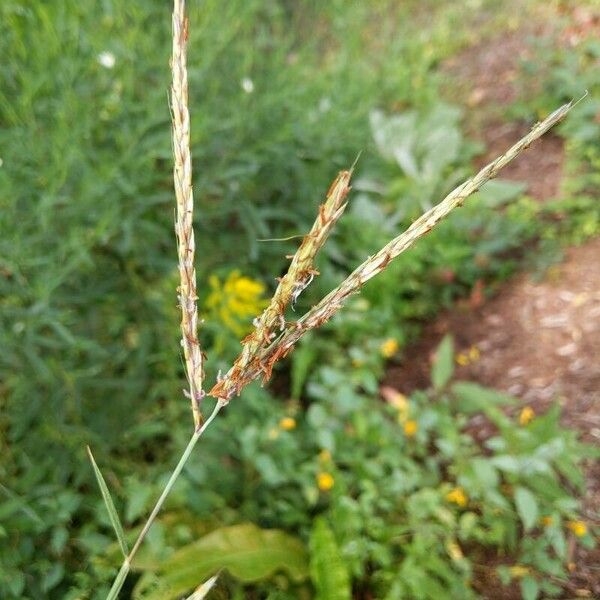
[105,400,225,599]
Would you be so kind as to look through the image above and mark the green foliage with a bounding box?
[134,523,308,599]
[309,518,351,600]
[2,1,599,598]
[87,446,129,558]
[514,487,539,532]
[368,103,471,214]
[121,337,594,599]
[431,334,454,390]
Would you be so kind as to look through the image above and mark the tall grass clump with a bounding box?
[87,1,581,597]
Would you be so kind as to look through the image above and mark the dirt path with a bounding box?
[385,240,600,435]
[383,10,599,599]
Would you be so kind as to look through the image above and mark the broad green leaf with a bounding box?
[547,525,567,559]
[431,335,454,390]
[291,342,317,400]
[471,458,499,489]
[514,487,538,532]
[491,455,520,473]
[520,576,539,600]
[133,523,308,600]
[87,446,128,558]
[309,517,351,600]
[451,381,514,426]
[475,179,526,207]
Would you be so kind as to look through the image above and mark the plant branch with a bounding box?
[210,169,352,399]
[105,399,226,600]
[209,101,575,401]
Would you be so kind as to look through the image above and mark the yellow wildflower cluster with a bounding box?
[455,345,480,366]
[279,417,296,431]
[205,270,268,336]
[403,420,418,437]
[384,390,417,437]
[519,406,535,426]
[317,472,334,491]
[445,540,464,562]
[446,487,468,508]
[389,392,409,419]
[380,338,399,358]
[509,565,530,579]
[567,520,587,537]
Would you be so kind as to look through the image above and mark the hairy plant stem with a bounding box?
[106,400,225,600]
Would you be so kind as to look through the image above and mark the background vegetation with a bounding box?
[1,1,598,598]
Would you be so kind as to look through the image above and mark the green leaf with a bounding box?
[309,517,351,600]
[547,525,567,559]
[514,487,538,532]
[476,179,526,207]
[87,446,128,558]
[520,576,539,600]
[291,341,317,400]
[133,523,308,600]
[471,458,499,489]
[451,382,514,427]
[431,335,454,390]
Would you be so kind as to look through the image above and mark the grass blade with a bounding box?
[87,446,129,558]
[106,561,130,600]
[186,574,220,599]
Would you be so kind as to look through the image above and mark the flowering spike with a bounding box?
[172,0,204,427]
[209,169,352,400]
[209,101,575,400]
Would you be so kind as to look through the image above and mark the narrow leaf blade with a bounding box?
[185,574,219,599]
[87,446,128,557]
[431,335,454,390]
[107,562,130,600]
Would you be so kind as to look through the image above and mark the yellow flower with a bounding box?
[541,516,553,527]
[318,449,332,463]
[446,487,468,508]
[456,352,469,366]
[567,520,587,537]
[205,270,268,336]
[279,417,296,431]
[389,392,409,412]
[519,406,535,426]
[455,345,480,366]
[317,472,334,491]
[446,540,464,561]
[403,420,418,437]
[509,565,530,579]
[380,338,399,358]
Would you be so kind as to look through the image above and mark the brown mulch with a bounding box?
[444,24,566,202]
[385,239,600,431]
